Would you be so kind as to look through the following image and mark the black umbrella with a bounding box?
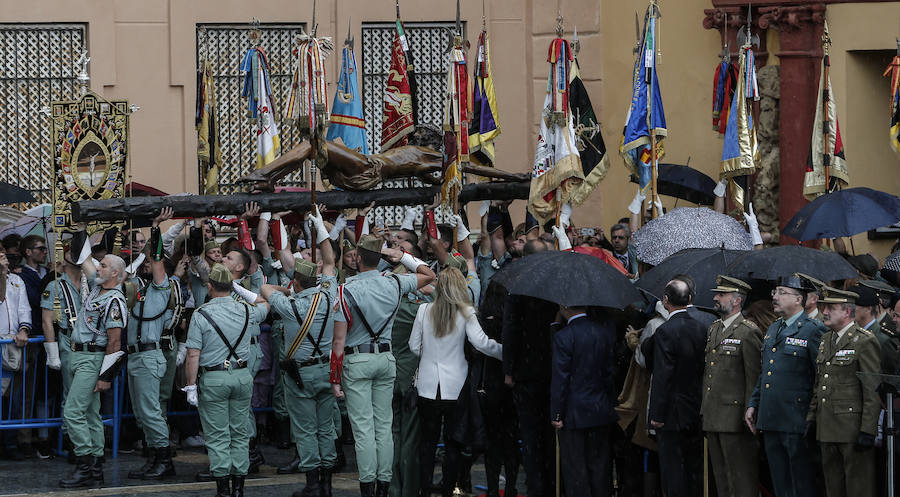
[629,163,717,206]
[782,187,900,241]
[726,245,859,283]
[0,181,35,205]
[635,248,751,308]
[491,251,641,309]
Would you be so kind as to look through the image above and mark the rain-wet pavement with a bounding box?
[0,443,516,497]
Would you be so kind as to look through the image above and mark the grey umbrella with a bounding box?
[632,207,753,266]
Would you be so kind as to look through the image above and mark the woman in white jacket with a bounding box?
[410,267,502,497]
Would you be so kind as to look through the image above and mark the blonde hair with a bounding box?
[429,267,473,338]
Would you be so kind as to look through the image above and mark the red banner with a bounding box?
[380,30,415,151]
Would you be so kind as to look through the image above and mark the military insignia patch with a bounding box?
[322,280,332,290]
[109,303,122,321]
[42,290,51,299]
[785,337,808,347]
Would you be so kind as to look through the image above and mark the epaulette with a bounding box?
[859,327,875,338]
[740,316,760,329]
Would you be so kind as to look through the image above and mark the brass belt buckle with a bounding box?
[224,359,231,369]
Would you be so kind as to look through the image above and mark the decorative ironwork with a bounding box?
[0,24,86,205]
[196,23,307,195]
[361,22,459,225]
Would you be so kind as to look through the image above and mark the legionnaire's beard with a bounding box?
[94,274,108,285]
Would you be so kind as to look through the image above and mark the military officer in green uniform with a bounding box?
[262,205,338,497]
[701,276,763,497]
[59,246,129,489]
[124,213,178,480]
[223,247,266,471]
[808,286,881,497]
[40,241,84,406]
[859,279,900,374]
[330,235,435,497]
[745,274,826,497]
[189,239,222,308]
[183,263,269,497]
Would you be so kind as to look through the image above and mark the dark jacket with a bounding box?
[647,311,707,431]
[501,294,557,383]
[687,305,717,329]
[550,315,619,429]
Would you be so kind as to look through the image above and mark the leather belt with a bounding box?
[344,342,391,355]
[126,342,160,354]
[71,343,105,353]
[202,360,248,372]
[299,354,329,368]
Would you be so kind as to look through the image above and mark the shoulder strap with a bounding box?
[342,275,402,341]
[196,306,249,364]
[306,293,332,355]
[166,278,185,331]
[58,279,79,326]
[286,292,324,359]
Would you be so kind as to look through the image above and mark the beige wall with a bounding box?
[4,0,899,260]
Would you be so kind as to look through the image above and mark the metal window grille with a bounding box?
[196,23,307,195]
[0,24,86,205]
[361,22,460,225]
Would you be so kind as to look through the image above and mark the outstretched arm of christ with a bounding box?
[237,139,528,191]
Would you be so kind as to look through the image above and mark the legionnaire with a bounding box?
[183,263,269,497]
[859,279,900,373]
[222,247,265,471]
[701,276,762,497]
[124,210,178,480]
[262,205,338,497]
[330,234,435,497]
[59,244,129,489]
[745,274,826,497]
[808,286,881,497]
[189,238,222,308]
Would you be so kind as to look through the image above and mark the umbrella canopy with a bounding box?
[629,163,717,206]
[782,187,900,241]
[0,182,35,205]
[636,248,751,308]
[0,207,25,227]
[0,216,41,239]
[572,246,628,276]
[633,207,753,266]
[491,250,641,309]
[726,245,859,283]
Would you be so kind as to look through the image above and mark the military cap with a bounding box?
[847,284,878,307]
[486,207,505,234]
[208,263,232,284]
[859,279,896,298]
[819,285,859,304]
[357,234,383,254]
[444,252,468,274]
[524,211,539,234]
[780,273,820,293]
[204,240,220,253]
[294,258,317,278]
[340,238,356,251]
[711,275,751,294]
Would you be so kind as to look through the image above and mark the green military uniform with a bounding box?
[229,285,263,442]
[809,287,881,497]
[748,275,826,497]
[701,276,762,497]
[389,289,428,497]
[40,272,82,402]
[64,282,127,458]
[859,280,900,374]
[124,276,173,450]
[443,253,481,305]
[185,288,267,478]
[158,276,185,415]
[269,267,338,474]
[261,256,292,424]
[334,237,420,486]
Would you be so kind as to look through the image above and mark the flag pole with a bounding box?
[647,1,659,220]
[822,21,832,193]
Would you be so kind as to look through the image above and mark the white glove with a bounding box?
[400,206,418,231]
[329,214,347,240]
[454,215,470,242]
[182,384,198,407]
[559,203,573,229]
[399,252,427,272]
[259,211,272,222]
[744,202,763,246]
[653,196,664,216]
[43,342,61,370]
[478,200,490,218]
[552,225,572,251]
[713,179,727,198]
[175,343,187,366]
[232,281,259,303]
[628,192,647,215]
[309,205,330,244]
[125,253,146,276]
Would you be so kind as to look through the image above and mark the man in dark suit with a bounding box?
[551,306,618,497]
[643,279,707,497]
